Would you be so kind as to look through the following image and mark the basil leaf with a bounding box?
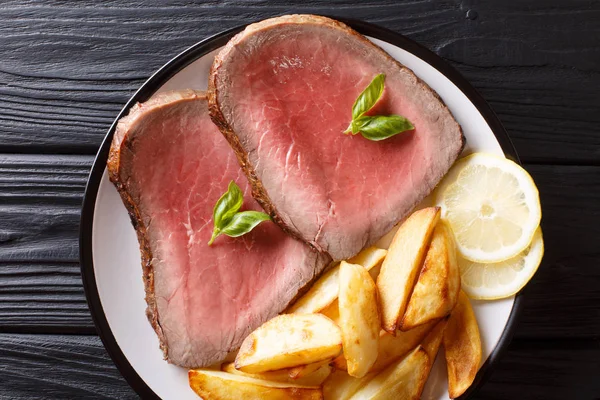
[351,73,385,120]
[213,181,243,229]
[357,115,415,141]
[209,181,244,245]
[221,211,271,238]
[351,115,374,133]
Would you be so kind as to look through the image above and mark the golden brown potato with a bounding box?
[331,352,348,371]
[347,246,388,279]
[348,346,429,400]
[222,362,292,382]
[288,359,332,380]
[377,207,440,333]
[288,263,341,314]
[221,362,332,386]
[444,291,482,399]
[320,300,339,324]
[291,364,332,386]
[288,247,387,314]
[338,261,381,378]
[235,314,342,373]
[421,318,448,362]
[401,221,461,330]
[322,369,375,400]
[369,321,435,373]
[188,369,322,400]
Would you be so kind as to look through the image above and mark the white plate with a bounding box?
[80,20,522,400]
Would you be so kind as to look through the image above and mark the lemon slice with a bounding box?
[435,153,541,263]
[459,228,544,300]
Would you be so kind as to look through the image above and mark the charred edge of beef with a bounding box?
[107,90,208,363]
[207,14,465,255]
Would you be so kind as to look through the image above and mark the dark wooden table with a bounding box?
[1,1,599,399]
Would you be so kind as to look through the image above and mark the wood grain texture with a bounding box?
[0,154,90,262]
[1,334,598,400]
[0,157,598,339]
[0,1,598,398]
[0,0,598,162]
[0,262,93,334]
[0,334,136,399]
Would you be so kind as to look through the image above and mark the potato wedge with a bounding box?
[320,300,339,324]
[421,318,448,362]
[349,346,429,400]
[222,362,332,386]
[294,364,332,386]
[289,247,387,314]
[369,321,435,373]
[288,263,340,314]
[290,365,332,386]
[331,352,348,371]
[348,246,388,267]
[347,246,388,279]
[322,369,375,400]
[288,359,332,379]
[235,314,342,373]
[444,291,482,399]
[326,271,381,372]
[401,221,460,330]
[377,207,440,333]
[338,261,380,378]
[189,369,322,399]
[222,362,292,382]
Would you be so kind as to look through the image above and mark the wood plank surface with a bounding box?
[1,333,598,400]
[0,262,93,334]
[0,156,598,339]
[0,0,598,398]
[0,334,136,399]
[0,154,90,263]
[0,1,598,162]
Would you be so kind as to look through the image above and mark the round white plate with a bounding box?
[80,20,522,400]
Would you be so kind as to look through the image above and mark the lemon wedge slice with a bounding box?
[459,228,544,300]
[435,153,541,263]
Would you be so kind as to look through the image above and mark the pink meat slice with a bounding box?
[107,90,328,368]
[209,15,464,261]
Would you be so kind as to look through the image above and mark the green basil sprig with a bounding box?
[344,73,414,141]
[208,181,271,245]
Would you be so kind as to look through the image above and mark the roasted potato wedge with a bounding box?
[289,247,387,314]
[348,246,388,268]
[320,301,347,370]
[291,364,332,386]
[288,359,332,380]
[322,369,375,400]
[320,300,339,324]
[188,369,322,400]
[444,291,482,399]
[421,318,448,362]
[338,261,380,378]
[347,246,388,280]
[222,362,332,386]
[331,352,348,371]
[235,314,342,373]
[377,207,440,333]
[369,321,435,373]
[349,346,429,400]
[401,221,460,330]
[288,262,341,314]
[222,362,292,382]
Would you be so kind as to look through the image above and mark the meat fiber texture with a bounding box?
[107,90,329,368]
[209,15,465,261]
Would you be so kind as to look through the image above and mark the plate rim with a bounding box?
[80,17,523,400]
